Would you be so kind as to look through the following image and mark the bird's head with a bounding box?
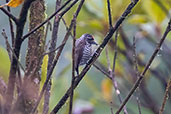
[83,34,98,45]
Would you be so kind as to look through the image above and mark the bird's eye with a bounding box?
[87,37,93,41]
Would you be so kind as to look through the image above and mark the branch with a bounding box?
[1,29,25,71]
[110,30,128,114]
[5,0,15,47]
[116,18,171,114]
[69,9,77,114]
[159,79,171,114]
[50,1,140,113]
[107,0,112,28]
[133,36,142,114]
[4,0,36,113]
[0,7,18,24]
[22,0,79,41]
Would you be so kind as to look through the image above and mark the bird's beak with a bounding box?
[92,40,98,45]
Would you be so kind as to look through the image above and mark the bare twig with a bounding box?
[1,29,12,60]
[5,0,15,47]
[22,0,80,41]
[0,77,7,97]
[50,1,140,113]
[1,29,25,72]
[0,7,18,24]
[107,0,112,28]
[110,102,114,114]
[69,4,79,113]
[116,18,171,114]
[109,30,128,114]
[133,36,141,114]
[159,79,171,114]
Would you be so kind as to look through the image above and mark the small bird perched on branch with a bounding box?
[75,34,98,75]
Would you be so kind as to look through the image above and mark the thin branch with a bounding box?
[133,36,142,114]
[5,0,15,47]
[0,7,18,24]
[159,79,171,114]
[1,29,25,72]
[107,0,112,28]
[69,9,78,114]
[110,102,114,114]
[42,43,65,57]
[109,30,128,114]
[0,77,7,97]
[116,18,171,114]
[50,1,140,113]
[22,0,79,41]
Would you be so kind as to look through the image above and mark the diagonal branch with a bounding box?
[116,18,171,114]
[159,78,171,114]
[0,7,18,24]
[50,1,140,113]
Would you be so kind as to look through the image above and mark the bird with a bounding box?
[75,34,98,75]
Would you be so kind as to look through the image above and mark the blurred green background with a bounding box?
[0,0,171,114]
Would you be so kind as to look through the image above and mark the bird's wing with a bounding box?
[75,39,85,70]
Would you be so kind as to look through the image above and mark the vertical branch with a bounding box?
[107,0,112,29]
[159,79,171,114]
[116,18,171,114]
[133,36,142,114]
[43,1,61,114]
[6,0,15,47]
[111,30,128,114]
[69,15,77,114]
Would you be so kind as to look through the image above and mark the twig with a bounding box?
[62,18,74,39]
[107,0,112,29]
[42,43,65,57]
[0,77,7,97]
[1,29,25,72]
[110,102,114,114]
[159,79,171,114]
[2,29,12,60]
[50,1,140,113]
[133,36,141,114]
[69,6,78,114]
[0,7,18,24]
[116,18,171,114]
[110,30,128,114]
[22,0,79,41]
[5,0,15,47]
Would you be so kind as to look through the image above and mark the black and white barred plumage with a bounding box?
[75,34,97,75]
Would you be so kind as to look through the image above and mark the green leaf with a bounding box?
[40,55,48,90]
[0,47,10,82]
[142,0,167,23]
[128,15,149,24]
